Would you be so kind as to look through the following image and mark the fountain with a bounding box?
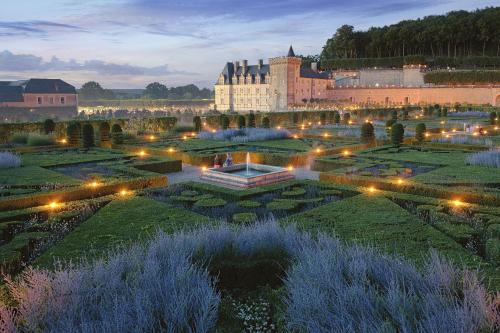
[200,152,294,188]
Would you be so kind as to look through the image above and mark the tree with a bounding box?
[342,112,351,125]
[237,115,246,129]
[391,123,404,146]
[360,122,375,143]
[247,113,256,128]
[111,124,123,145]
[43,119,55,134]
[143,82,168,99]
[333,112,341,124]
[261,116,270,128]
[79,81,115,100]
[66,122,80,145]
[415,123,427,143]
[220,114,230,129]
[82,124,95,148]
[490,111,497,125]
[193,116,202,132]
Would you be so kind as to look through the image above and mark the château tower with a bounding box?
[269,45,301,111]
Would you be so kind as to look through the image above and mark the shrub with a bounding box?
[391,123,404,146]
[441,107,448,117]
[424,70,500,85]
[490,111,497,125]
[465,149,500,168]
[391,109,398,121]
[9,133,28,144]
[43,119,56,134]
[232,212,257,224]
[333,112,340,124]
[0,152,21,169]
[415,123,427,143]
[247,113,256,128]
[267,200,297,211]
[236,115,246,129]
[111,124,123,144]
[385,119,396,136]
[82,123,95,148]
[193,116,202,132]
[198,128,290,142]
[261,116,270,128]
[485,238,500,262]
[282,187,306,197]
[66,122,81,145]
[220,114,230,130]
[172,124,195,133]
[237,200,261,208]
[194,198,227,208]
[360,122,375,143]
[342,112,351,125]
[27,134,55,146]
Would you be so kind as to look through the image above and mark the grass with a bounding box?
[21,148,128,167]
[34,196,211,267]
[0,166,81,186]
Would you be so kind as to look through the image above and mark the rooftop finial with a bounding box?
[287,45,295,57]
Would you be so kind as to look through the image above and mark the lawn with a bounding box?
[35,196,212,267]
[0,166,81,186]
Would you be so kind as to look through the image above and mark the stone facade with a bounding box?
[215,46,333,112]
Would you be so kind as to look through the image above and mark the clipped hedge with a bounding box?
[424,70,500,85]
[232,212,257,224]
[237,200,261,208]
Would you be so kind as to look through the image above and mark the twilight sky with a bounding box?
[0,0,496,89]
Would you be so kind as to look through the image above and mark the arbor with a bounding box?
[360,122,375,143]
[261,117,270,128]
[236,115,246,129]
[111,124,123,145]
[193,116,202,132]
[143,82,168,99]
[247,114,256,128]
[66,122,81,145]
[320,112,327,125]
[391,123,404,147]
[219,114,230,130]
[43,119,55,134]
[333,112,341,124]
[415,123,427,143]
[82,124,95,148]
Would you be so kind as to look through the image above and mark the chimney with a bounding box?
[233,61,240,72]
[258,59,263,69]
[311,62,318,72]
[242,60,248,74]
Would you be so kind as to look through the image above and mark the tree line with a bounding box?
[78,81,213,100]
[319,7,500,64]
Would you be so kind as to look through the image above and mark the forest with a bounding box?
[318,7,500,66]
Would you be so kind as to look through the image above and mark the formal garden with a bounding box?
[0,108,499,332]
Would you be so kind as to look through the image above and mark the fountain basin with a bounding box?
[200,163,294,188]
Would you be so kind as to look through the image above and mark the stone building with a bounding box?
[215,46,333,112]
[0,79,78,121]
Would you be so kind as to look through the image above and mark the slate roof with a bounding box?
[0,79,76,103]
[221,62,270,83]
[287,45,296,57]
[300,68,331,80]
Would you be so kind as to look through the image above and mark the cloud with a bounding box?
[0,20,87,37]
[0,50,197,76]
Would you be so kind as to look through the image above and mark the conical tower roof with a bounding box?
[287,45,295,57]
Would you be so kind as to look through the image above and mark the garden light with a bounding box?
[452,199,463,207]
[201,166,207,171]
[139,150,146,157]
[301,125,305,130]
[293,134,299,139]
[88,181,100,188]
[48,201,60,210]
[472,132,479,136]
[167,147,175,153]
[211,129,216,133]
[368,186,376,193]
[148,135,155,140]
[317,121,321,125]
[483,130,488,134]
[315,148,321,153]
[348,120,353,125]
[343,150,350,156]
[59,138,67,144]
[396,178,403,185]
[440,121,445,125]
[323,133,329,138]
[277,126,281,130]
[495,126,498,130]
[441,130,446,134]
[119,189,129,196]
[452,129,456,132]
[182,135,188,140]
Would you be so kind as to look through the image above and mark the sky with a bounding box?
[0,0,497,89]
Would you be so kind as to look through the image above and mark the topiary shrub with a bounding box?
[82,124,95,148]
[261,116,270,128]
[385,119,396,136]
[170,195,198,203]
[237,200,261,208]
[490,111,497,125]
[193,116,202,132]
[485,238,499,263]
[281,187,306,197]
[391,109,398,121]
[247,113,256,128]
[236,115,246,129]
[390,123,404,147]
[360,122,375,143]
[27,134,55,146]
[319,189,342,196]
[232,212,257,224]
[320,112,327,125]
[111,124,123,145]
[194,198,227,208]
[415,123,427,143]
[266,200,298,211]
[333,112,340,124]
[181,190,199,197]
[9,133,28,144]
[66,122,81,145]
[342,112,351,125]
[43,119,56,134]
